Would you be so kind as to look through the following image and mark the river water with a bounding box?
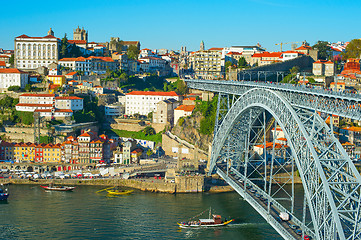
[0,185,283,240]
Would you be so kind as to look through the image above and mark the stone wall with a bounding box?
[1,126,48,142]
[1,176,205,193]
[228,55,314,80]
[161,133,208,161]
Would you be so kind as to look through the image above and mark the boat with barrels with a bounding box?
[177,207,234,228]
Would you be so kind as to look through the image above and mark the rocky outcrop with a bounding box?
[171,111,213,151]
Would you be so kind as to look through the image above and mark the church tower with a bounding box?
[73,26,88,41]
[200,40,205,51]
[47,28,54,36]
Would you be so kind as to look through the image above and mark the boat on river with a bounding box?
[0,184,9,201]
[106,189,133,195]
[177,208,234,228]
[40,185,75,191]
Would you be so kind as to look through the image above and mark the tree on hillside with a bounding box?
[142,126,156,136]
[290,66,300,75]
[238,57,247,68]
[59,34,68,59]
[176,79,187,95]
[312,41,332,60]
[127,45,140,60]
[342,39,361,60]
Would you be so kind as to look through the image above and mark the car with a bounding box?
[295,230,302,236]
[289,224,299,230]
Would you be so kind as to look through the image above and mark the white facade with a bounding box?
[0,69,29,89]
[55,96,83,111]
[14,34,59,70]
[174,105,195,125]
[34,109,73,118]
[105,104,123,116]
[125,91,179,115]
[58,57,91,74]
[16,94,83,112]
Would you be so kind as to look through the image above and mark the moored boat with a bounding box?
[177,208,234,228]
[106,189,134,195]
[0,184,9,201]
[40,185,75,191]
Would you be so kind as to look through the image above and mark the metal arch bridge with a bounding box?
[185,79,361,240]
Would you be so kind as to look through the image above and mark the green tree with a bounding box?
[69,44,82,58]
[15,111,33,125]
[127,45,140,60]
[59,34,68,59]
[142,126,156,136]
[7,86,21,92]
[312,41,332,60]
[176,79,187,95]
[342,39,361,60]
[238,57,247,68]
[290,66,300,75]
[9,55,14,67]
[225,61,233,71]
[24,84,31,92]
[147,149,153,157]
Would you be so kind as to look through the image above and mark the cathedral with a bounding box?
[73,26,88,41]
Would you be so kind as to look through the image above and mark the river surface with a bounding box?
[0,185,285,240]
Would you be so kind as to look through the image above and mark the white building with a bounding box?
[0,68,29,90]
[55,96,83,111]
[34,108,73,118]
[125,91,180,116]
[281,51,303,61]
[58,57,91,73]
[105,104,123,116]
[16,93,83,112]
[174,105,195,125]
[14,29,59,70]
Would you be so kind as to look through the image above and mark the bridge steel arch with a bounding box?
[209,88,361,240]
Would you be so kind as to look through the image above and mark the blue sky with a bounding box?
[1,0,360,52]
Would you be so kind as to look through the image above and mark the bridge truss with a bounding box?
[186,80,361,240]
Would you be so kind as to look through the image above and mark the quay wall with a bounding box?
[0,177,204,194]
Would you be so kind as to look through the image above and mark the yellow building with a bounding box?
[42,143,62,163]
[47,75,66,86]
[14,143,36,163]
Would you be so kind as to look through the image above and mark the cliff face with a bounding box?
[171,111,213,151]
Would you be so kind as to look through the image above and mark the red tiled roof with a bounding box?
[0,68,26,74]
[175,105,195,112]
[48,75,64,77]
[20,93,55,97]
[66,71,77,76]
[226,52,242,55]
[68,40,87,44]
[55,96,83,100]
[16,34,57,39]
[184,97,196,101]
[34,109,52,112]
[208,48,223,51]
[295,45,313,50]
[17,103,53,107]
[55,109,73,112]
[127,91,178,97]
[0,61,6,67]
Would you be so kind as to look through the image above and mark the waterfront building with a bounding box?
[0,68,29,90]
[14,29,60,70]
[0,142,14,162]
[42,143,62,163]
[125,91,180,116]
[122,140,137,165]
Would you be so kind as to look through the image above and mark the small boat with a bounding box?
[40,185,75,191]
[0,184,9,201]
[106,189,134,195]
[177,208,234,228]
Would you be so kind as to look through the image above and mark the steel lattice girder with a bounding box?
[185,79,361,121]
[208,88,361,240]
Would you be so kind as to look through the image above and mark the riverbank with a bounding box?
[0,177,232,194]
